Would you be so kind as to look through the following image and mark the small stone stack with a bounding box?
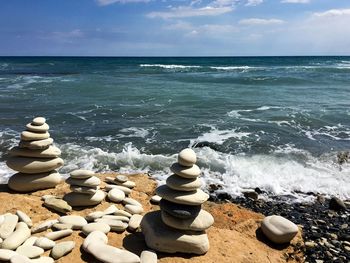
[64,169,105,207]
[141,148,214,255]
[7,117,63,192]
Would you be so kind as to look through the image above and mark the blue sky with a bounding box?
[1,0,350,56]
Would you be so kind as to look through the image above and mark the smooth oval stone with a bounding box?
[82,223,110,236]
[125,205,144,215]
[0,214,19,239]
[104,184,132,195]
[58,215,87,230]
[19,138,53,150]
[7,157,64,174]
[85,242,140,263]
[45,229,73,240]
[52,223,72,231]
[16,210,32,227]
[10,254,31,263]
[20,131,50,141]
[178,148,197,167]
[26,123,49,133]
[108,188,125,203]
[140,250,157,263]
[114,210,132,218]
[31,219,59,234]
[66,176,100,187]
[115,175,128,183]
[50,241,75,260]
[166,174,202,192]
[70,169,95,179]
[170,163,201,179]
[101,215,129,222]
[261,215,299,244]
[82,231,108,251]
[103,205,118,215]
[0,249,17,261]
[32,117,46,126]
[2,222,31,250]
[86,211,105,221]
[141,211,209,255]
[159,199,201,219]
[0,215,5,225]
[16,245,44,258]
[94,219,128,232]
[44,197,72,214]
[31,256,54,263]
[22,236,38,246]
[63,190,105,207]
[150,195,161,204]
[8,171,62,192]
[70,185,98,194]
[9,146,61,159]
[156,185,209,206]
[161,209,214,231]
[128,214,143,231]
[34,237,56,250]
[119,180,136,188]
[123,197,142,207]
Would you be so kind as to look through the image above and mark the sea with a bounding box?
[0,56,349,201]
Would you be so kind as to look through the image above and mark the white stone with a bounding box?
[82,231,108,251]
[31,219,58,234]
[52,223,73,230]
[178,148,197,167]
[125,205,144,215]
[66,176,100,187]
[63,190,105,207]
[94,219,128,232]
[82,223,110,236]
[50,241,75,260]
[34,237,56,250]
[104,184,132,195]
[128,214,143,231]
[32,117,46,126]
[1,222,31,250]
[140,250,157,263]
[16,245,44,258]
[0,215,5,225]
[20,131,50,141]
[44,197,72,214]
[170,163,201,179]
[19,138,53,150]
[0,249,17,261]
[101,215,129,222]
[115,175,128,183]
[70,169,95,179]
[26,123,49,133]
[0,214,19,239]
[31,256,54,263]
[58,215,87,230]
[261,215,299,244]
[150,195,161,204]
[45,229,73,240]
[108,188,125,203]
[9,146,60,158]
[103,205,118,215]
[156,185,209,206]
[119,180,136,188]
[10,254,31,263]
[123,197,142,207]
[70,185,98,194]
[114,210,132,218]
[86,211,105,221]
[7,157,63,174]
[166,174,202,192]
[22,236,38,246]
[16,211,32,227]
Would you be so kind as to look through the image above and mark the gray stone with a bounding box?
[104,184,132,195]
[44,197,72,214]
[8,171,62,192]
[7,157,63,174]
[86,211,105,221]
[16,245,44,258]
[123,197,142,207]
[10,254,31,263]
[63,190,105,207]
[178,148,197,167]
[166,174,202,191]
[82,222,111,236]
[31,219,58,234]
[115,175,128,183]
[94,219,128,232]
[101,215,129,222]
[0,214,19,239]
[156,185,209,206]
[52,223,73,231]
[66,176,100,187]
[125,205,144,215]
[108,188,125,203]
[141,211,209,255]
[140,250,157,263]
[32,117,46,126]
[118,180,136,189]
[19,138,53,150]
[70,185,98,194]
[0,249,17,261]
[50,241,75,260]
[261,215,299,244]
[9,146,60,158]
[34,237,56,250]
[160,199,201,219]
[170,163,201,179]
[1,222,31,250]
[70,169,95,179]
[128,214,143,231]
[82,231,108,251]
[114,210,132,218]
[58,215,87,230]
[20,131,50,141]
[45,229,73,240]
[25,122,49,133]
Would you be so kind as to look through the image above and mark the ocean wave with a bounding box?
[210,66,253,71]
[117,127,150,139]
[140,64,201,69]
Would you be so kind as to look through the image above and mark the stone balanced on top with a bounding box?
[64,169,105,207]
[7,117,64,192]
[141,148,214,255]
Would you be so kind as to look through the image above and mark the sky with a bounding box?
[0,0,350,56]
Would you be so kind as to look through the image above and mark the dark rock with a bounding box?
[159,199,201,219]
[329,197,346,211]
[254,187,263,194]
[316,195,326,204]
[243,191,258,200]
[193,141,218,151]
[339,234,350,241]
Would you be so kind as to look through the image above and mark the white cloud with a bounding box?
[245,0,263,6]
[147,6,233,19]
[239,18,285,25]
[97,0,150,6]
[281,0,310,3]
[313,8,350,18]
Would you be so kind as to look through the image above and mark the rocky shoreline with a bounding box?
[210,191,349,263]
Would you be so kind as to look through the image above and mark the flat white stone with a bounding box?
[70,185,98,195]
[0,215,5,225]
[150,195,161,204]
[170,163,201,179]
[115,175,128,183]
[34,237,56,250]
[16,211,32,227]
[103,205,118,215]
[1,222,31,250]
[114,210,132,218]
[166,174,202,192]
[50,241,75,260]
[58,215,87,230]
[9,146,60,158]
[0,249,17,261]
[7,157,63,174]
[82,231,108,251]
[156,185,209,206]
[19,138,53,150]
[118,180,136,188]
[82,223,110,236]
[22,236,38,246]
[20,131,50,141]
[101,215,129,222]
[140,250,157,263]
[125,205,144,215]
[44,197,72,214]
[32,117,46,126]
[31,256,54,263]
[8,171,62,192]
[26,123,49,133]
[108,188,125,203]
[123,197,142,207]
[94,219,128,232]
[128,214,143,231]
[104,184,132,195]
[0,214,19,239]
[178,148,197,167]
[70,169,95,179]
[10,254,31,263]
[52,223,73,231]
[66,176,100,187]
[261,215,299,244]
[31,219,58,234]
[63,190,105,207]
[45,229,73,240]
[16,245,44,258]
[86,211,105,221]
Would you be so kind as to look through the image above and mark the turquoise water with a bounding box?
[0,57,349,200]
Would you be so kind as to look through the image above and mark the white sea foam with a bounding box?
[117,127,150,139]
[210,66,253,71]
[140,64,201,69]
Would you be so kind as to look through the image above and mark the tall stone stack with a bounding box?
[64,169,105,207]
[7,117,63,192]
[141,148,214,255]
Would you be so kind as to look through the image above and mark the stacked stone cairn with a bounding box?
[7,117,63,192]
[141,148,214,255]
[64,169,105,207]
